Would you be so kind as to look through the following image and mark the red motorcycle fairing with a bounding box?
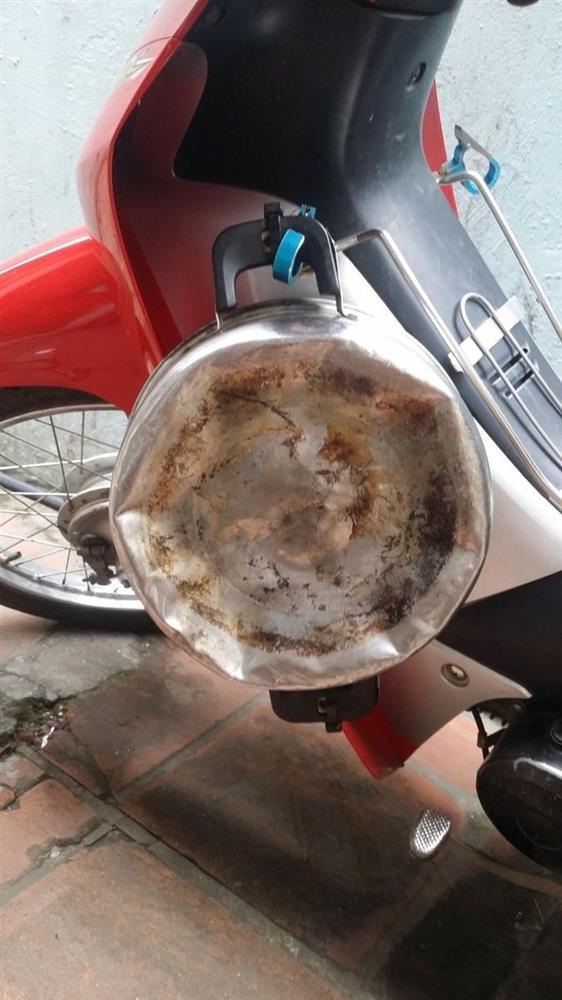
[0,0,457,778]
[76,1,210,359]
[0,2,211,411]
[0,229,158,412]
[0,4,453,412]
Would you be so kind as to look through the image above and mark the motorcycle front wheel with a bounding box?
[0,387,151,629]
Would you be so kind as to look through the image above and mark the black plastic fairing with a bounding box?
[441,573,562,699]
[173,0,562,701]
[176,0,561,501]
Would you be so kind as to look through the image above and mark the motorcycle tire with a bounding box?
[0,387,153,631]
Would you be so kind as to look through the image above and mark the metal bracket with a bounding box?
[458,292,562,467]
[440,124,500,194]
[331,225,562,512]
[438,140,562,345]
[269,676,378,734]
[212,203,344,316]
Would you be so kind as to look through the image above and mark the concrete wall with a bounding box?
[1,0,560,370]
[438,1,562,371]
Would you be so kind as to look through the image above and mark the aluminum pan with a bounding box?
[111,300,491,688]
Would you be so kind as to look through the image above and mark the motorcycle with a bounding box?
[1,0,561,870]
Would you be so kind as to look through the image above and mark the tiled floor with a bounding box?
[1,607,560,999]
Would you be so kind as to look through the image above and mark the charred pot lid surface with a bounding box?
[111,300,491,689]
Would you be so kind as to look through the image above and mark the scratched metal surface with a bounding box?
[111,300,490,688]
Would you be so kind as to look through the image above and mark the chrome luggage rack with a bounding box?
[334,129,562,512]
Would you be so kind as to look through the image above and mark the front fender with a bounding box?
[0,229,162,413]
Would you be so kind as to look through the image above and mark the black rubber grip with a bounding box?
[212,210,341,313]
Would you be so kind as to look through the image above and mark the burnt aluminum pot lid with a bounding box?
[111,300,490,689]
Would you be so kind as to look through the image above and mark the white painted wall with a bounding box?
[0,0,158,254]
[438,1,562,371]
[1,0,560,370]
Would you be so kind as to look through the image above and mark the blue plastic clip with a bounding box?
[272,229,306,284]
[298,204,317,218]
[441,126,500,195]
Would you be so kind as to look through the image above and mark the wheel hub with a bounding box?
[57,455,119,585]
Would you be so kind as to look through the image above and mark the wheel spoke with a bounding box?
[80,411,85,467]
[0,448,66,493]
[81,554,93,592]
[0,492,71,497]
[0,509,58,518]
[0,456,115,474]
[62,545,72,585]
[35,416,121,455]
[0,459,64,472]
[12,546,70,567]
[1,430,112,484]
[0,403,136,610]
[0,519,61,555]
[0,487,64,533]
[0,532,69,549]
[49,415,73,504]
[37,568,80,581]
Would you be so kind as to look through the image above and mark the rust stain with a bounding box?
[176,577,211,601]
[307,364,377,400]
[176,579,227,628]
[415,471,457,588]
[319,426,381,539]
[319,426,371,468]
[375,391,435,419]
[212,364,286,396]
[140,354,460,657]
[346,475,379,539]
[149,534,174,574]
[236,622,335,658]
[146,401,209,515]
